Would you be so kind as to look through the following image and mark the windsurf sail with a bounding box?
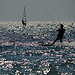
[22,7,26,25]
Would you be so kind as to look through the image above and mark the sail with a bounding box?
[22,7,26,25]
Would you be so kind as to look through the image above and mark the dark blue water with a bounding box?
[0,21,75,75]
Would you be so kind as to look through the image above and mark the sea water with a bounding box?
[0,21,75,75]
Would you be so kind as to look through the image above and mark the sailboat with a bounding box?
[22,7,26,25]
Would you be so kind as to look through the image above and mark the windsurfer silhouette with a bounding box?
[52,24,65,45]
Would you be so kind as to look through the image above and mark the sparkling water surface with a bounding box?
[0,21,75,75]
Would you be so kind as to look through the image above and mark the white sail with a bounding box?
[22,7,26,25]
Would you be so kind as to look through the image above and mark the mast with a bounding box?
[22,7,26,25]
[23,7,26,22]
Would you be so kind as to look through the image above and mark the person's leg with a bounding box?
[60,38,62,43]
[52,37,59,45]
[60,38,63,47]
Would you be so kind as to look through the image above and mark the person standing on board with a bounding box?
[52,24,65,45]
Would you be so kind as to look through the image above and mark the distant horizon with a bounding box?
[0,18,75,22]
[0,20,74,22]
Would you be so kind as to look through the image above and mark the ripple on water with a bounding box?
[0,21,75,75]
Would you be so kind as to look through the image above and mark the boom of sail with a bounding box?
[22,7,26,25]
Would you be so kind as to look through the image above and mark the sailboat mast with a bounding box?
[22,7,26,25]
[23,7,26,22]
